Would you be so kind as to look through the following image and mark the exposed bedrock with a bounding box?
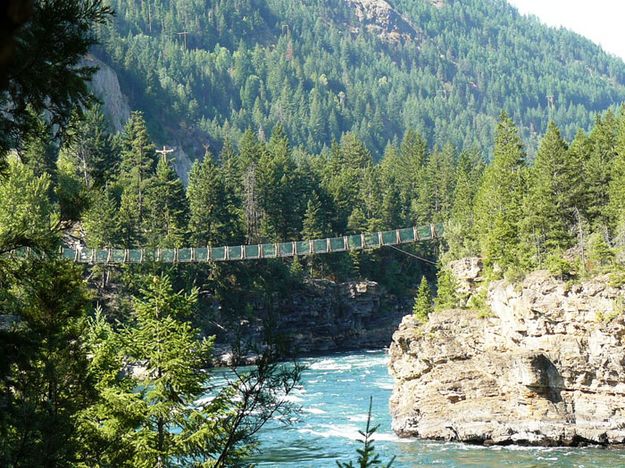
[389,261,625,446]
[212,279,410,365]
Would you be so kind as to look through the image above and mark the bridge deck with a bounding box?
[10,224,442,264]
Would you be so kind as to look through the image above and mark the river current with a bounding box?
[233,350,624,467]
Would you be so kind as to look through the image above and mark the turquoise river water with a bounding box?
[222,350,625,467]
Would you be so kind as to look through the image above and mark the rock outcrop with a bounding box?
[345,0,417,43]
[389,265,625,446]
[85,55,195,183]
[213,279,409,365]
[84,54,130,132]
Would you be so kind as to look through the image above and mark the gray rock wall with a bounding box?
[214,279,410,364]
[389,267,625,446]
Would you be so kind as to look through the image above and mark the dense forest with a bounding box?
[3,0,625,465]
[95,0,625,159]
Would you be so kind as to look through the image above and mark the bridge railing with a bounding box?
[8,224,443,264]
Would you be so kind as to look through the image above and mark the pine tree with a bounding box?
[257,126,298,240]
[122,275,215,467]
[144,154,188,248]
[398,130,428,224]
[360,165,383,230]
[419,143,456,224]
[434,268,460,310]
[187,154,235,246]
[0,0,113,155]
[381,184,403,230]
[219,137,241,199]
[0,259,95,467]
[21,111,58,181]
[400,129,427,169]
[521,122,576,265]
[61,103,115,189]
[336,397,395,468]
[585,111,617,228]
[473,113,527,272]
[303,191,328,240]
[78,308,142,466]
[413,276,433,321]
[0,156,56,251]
[117,112,157,245]
[607,107,625,249]
[80,275,302,466]
[445,149,484,260]
[238,128,263,171]
[347,206,368,234]
[83,187,120,247]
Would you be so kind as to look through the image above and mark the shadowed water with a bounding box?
[242,350,624,467]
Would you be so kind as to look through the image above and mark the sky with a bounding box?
[508,0,625,61]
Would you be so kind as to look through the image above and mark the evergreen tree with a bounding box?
[584,111,617,228]
[56,147,90,221]
[434,268,460,310]
[77,308,142,466]
[413,276,433,321]
[414,144,456,225]
[381,184,403,230]
[144,154,188,248]
[302,191,327,240]
[360,165,383,231]
[122,275,215,466]
[257,126,298,240]
[608,108,625,248]
[336,397,395,468]
[445,149,483,260]
[521,122,576,265]
[324,135,372,232]
[219,137,241,200]
[80,275,302,466]
[83,187,121,247]
[21,111,57,181]
[347,206,368,234]
[0,260,95,467]
[473,113,527,272]
[187,155,235,246]
[61,104,115,189]
[238,128,263,171]
[0,0,113,155]
[117,112,157,246]
[0,156,56,251]
[0,156,95,468]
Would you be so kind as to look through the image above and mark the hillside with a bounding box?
[94,0,625,160]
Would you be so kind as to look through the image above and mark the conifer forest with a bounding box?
[2,0,625,466]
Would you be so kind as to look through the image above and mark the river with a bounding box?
[237,350,625,467]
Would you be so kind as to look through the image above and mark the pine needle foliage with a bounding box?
[413,276,433,321]
[336,397,395,468]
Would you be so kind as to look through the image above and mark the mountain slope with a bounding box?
[94,0,625,158]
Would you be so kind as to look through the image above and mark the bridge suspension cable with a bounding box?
[10,224,443,265]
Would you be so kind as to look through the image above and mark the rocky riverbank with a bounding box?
[213,279,410,365]
[389,259,625,446]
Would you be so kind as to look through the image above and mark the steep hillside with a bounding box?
[94,0,625,159]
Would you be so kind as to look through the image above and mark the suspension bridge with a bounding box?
[11,224,443,264]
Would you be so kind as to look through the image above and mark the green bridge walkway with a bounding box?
[13,224,442,264]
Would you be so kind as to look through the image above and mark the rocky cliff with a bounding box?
[345,0,418,43]
[214,279,410,365]
[86,55,194,183]
[389,260,625,446]
[84,54,130,132]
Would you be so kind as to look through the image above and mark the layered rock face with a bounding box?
[389,263,625,446]
[214,279,409,364]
